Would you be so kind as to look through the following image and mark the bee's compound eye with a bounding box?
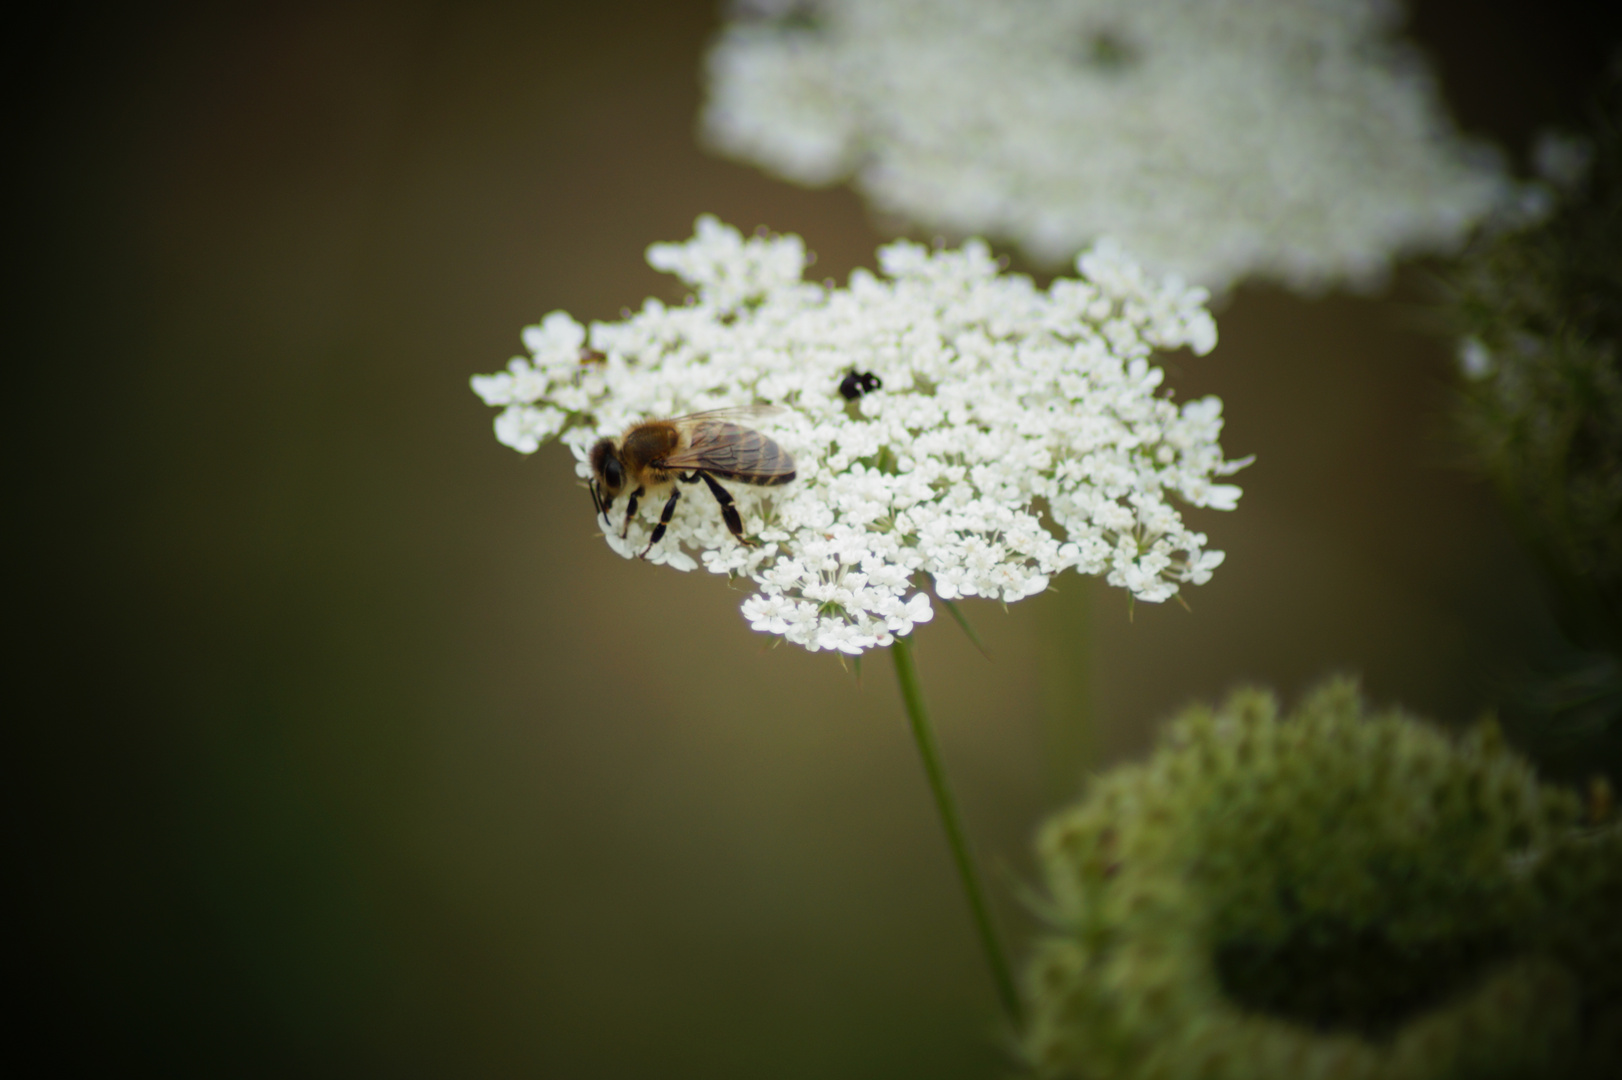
[603,456,624,490]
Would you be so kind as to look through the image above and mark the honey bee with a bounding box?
[588,407,796,556]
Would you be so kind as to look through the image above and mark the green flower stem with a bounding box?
[891,635,1023,1026]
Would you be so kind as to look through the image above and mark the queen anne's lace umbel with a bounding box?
[702,0,1514,294]
[472,217,1247,653]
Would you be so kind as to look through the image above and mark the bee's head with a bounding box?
[588,437,625,514]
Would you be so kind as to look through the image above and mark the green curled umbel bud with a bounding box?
[1022,679,1620,1079]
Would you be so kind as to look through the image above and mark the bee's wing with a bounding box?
[666,405,785,424]
[659,419,797,484]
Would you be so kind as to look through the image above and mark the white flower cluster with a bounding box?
[472,217,1248,653]
[702,0,1515,294]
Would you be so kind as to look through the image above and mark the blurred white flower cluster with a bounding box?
[472,217,1247,653]
[702,0,1515,294]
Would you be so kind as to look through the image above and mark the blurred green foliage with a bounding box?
[1448,69,1622,747]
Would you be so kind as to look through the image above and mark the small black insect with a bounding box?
[838,370,883,400]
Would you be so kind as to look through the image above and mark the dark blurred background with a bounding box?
[17,1,1617,1075]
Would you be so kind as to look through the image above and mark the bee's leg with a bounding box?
[620,485,645,539]
[641,487,682,558]
[696,471,755,547]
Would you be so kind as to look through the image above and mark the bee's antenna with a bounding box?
[588,478,606,521]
